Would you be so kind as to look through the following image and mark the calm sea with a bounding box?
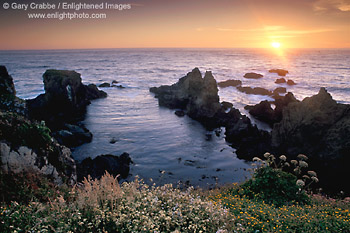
[1,48,349,187]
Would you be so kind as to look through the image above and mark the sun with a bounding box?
[271,42,281,48]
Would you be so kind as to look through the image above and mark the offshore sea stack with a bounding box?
[27,69,107,128]
[150,68,271,158]
[27,70,107,147]
[150,68,221,122]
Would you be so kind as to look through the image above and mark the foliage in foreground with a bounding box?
[1,173,349,233]
[0,173,233,232]
[1,152,350,232]
[209,187,350,232]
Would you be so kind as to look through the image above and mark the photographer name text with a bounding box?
[3,2,131,11]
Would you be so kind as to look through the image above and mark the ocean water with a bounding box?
[1,48,349,187]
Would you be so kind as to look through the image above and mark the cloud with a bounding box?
[313,0,350,12]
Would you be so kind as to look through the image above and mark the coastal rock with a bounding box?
[225,116,272,160]
[150,68,221,122]
[245,100,277,126]
[275,78,286,84]
[53,124,93,148]
[273,92,298,121]
[271,88,350,193]
[151,68,272,158]
[77,153,132,181]
[237,86,272,96]
[269,69,289,76]
[245,92,298,126]
[218,79,242,88]
[112,80,119,84]
[273,87,287,95]
[0,65,16,96]
[27,69,107,128]
[0,66,26,115]
[0,143,62,184]
[99,82,111,87]
[85,84,108,100]
[113,84,125,89]
[221,101,233,110]
[287,79,296,85]
[0,111,77,185]
[244,72,263,79]
[175,110,185,117]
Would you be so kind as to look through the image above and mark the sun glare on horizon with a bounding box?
[271,42,281,49]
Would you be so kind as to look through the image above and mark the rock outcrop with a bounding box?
[0,66,26,115]
[269,69,289,76]
[0,66,16,96]
[275,78,286,84]
[26,70,107,147]
[151,68,271,159]
[77,153,132,181]
[218,79,242,88]
[286,79,296,85]
[245,92,298,126]
[0,111,76,185]
[271,88,350,194]
[244,72,263,79]
[53,123,93,148]
[237,86,272,96]
[150,68,221,123]
[27,69,107,128]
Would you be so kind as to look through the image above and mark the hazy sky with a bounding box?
[0,0,349,49]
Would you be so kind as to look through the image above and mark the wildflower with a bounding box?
[253,157,262,162]
[307,171,317,177]
[297,154,308,161]
[296,179,305,187]
[299,161,308,168]
[283,162,290,167]
[302,175,310,180]
[291,160,298,166]
[279,155,287,161]
[264,152,271,158]
[311,177,319,183]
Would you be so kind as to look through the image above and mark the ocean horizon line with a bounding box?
[1,47,350,52]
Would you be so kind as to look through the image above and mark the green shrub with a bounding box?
[239,166,309,206]
[0,111,52,153]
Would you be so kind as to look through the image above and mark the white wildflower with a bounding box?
[299,161,308,168]
[253,157,262,162]
[279,155,287,161]
[297,154,308,161]
[291,160,298,166]
[307,171,317,177]
[311,177,319,183]
[296,179,305,187]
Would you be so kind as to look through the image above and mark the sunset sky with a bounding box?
[0,0,349,50]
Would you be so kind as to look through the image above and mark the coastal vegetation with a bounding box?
[1,159,349,232]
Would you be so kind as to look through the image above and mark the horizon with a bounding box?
[1,47,350,52]
[1,0,349,50]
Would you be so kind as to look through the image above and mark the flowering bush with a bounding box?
[0,172,233,232]
[236,153,320,206]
